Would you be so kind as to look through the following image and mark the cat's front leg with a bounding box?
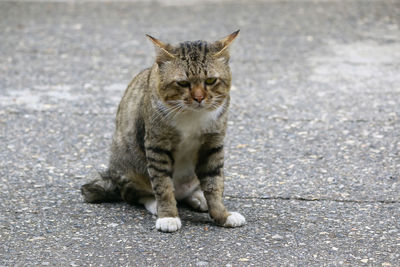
[145,146,181,232]
[196,141,246,228]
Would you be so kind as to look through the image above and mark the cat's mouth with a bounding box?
[193,102,204,109]
[188,101,210,111]
[165,99,219,113]
[190,99,225,112]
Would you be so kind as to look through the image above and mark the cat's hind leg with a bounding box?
[184,189,208,212]
[81,170,122,203]
[174,175,207,211]
[139,196,157,215]
[119,173,156,214]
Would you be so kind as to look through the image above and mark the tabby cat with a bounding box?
[81,31,246,232]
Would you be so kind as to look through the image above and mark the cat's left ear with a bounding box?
[212,30,240,59]
[146,34,176,63]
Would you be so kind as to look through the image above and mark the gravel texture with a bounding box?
[1,0,400,266]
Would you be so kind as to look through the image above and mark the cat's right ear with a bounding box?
[146,34,176,63]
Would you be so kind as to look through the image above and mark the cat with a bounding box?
[81,31,246,232]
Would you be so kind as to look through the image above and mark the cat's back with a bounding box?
[116,68,151,124]
[120,68,150,108]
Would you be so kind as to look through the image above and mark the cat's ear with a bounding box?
[146,34,176,63]
[212,30,240,59]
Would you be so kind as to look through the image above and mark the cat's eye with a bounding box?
[205,77,217,85]
[177,80,190,87]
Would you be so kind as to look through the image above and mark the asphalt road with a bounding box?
[1,0,400,266]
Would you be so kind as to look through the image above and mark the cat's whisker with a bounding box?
[210,97,228,112]
[150,109,165,125]
[164,105,181,120]
[152,109,172,125]
[151,102,183,125]
[209,98,223,108]
[209,96,225,107]
[151,100,185,124]
[151,105,176,125]
[171,103,186,121]
[166,102,185,122]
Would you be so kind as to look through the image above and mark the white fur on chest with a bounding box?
[172,108,221,200]
[174,108,218,137]
[172,110,212,181]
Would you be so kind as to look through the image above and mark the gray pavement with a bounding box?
[1,0,400,266]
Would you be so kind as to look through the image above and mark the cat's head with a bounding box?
[147,31,239,113]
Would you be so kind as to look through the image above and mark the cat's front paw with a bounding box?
[156,217,182,232]
[223,212,246,228]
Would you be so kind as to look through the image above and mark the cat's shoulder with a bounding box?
[126,68,152,90]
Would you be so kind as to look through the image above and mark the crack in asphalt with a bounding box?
[225,195,399,204]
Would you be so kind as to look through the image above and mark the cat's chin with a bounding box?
[186,103,218,112]
[188,107,216,113]
[186,104,206,111]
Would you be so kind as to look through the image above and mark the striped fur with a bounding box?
[81,31,245,232]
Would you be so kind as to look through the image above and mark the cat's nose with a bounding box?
[193,95,204,103]
[191,86,206,103]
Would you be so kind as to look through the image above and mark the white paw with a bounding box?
[223,212,246,228]
[185,190,208,211]
[139,197,157,215]
[156,217,182,232]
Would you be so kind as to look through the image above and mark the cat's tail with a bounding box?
[80,170,122,203]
